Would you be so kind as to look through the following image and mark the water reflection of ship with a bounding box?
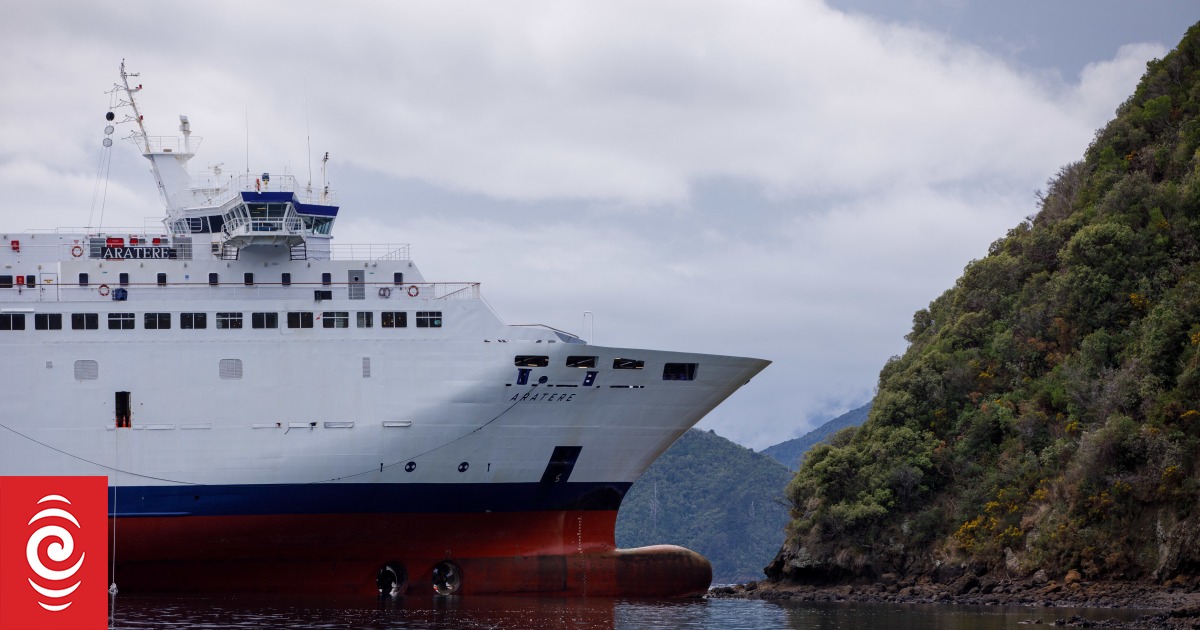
[0,62,768,597]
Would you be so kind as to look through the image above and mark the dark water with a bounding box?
[109,595,1152,629]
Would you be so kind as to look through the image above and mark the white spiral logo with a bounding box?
[26,494,86,612]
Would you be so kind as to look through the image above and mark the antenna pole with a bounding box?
[245,105,250,174]
[305,80,313,194]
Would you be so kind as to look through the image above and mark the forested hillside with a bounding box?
[770,23,1200,584]
[616,429,791,583]
[762,402,872,470]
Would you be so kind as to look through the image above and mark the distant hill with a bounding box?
[615,428,792,583]
[761,402,872,469]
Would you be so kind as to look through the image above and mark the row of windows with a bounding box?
[67,272,410,287]
[513,355,697,380]
[0,311,444,331]
[516,355,644,370]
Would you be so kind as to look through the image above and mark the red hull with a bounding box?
[108,511,711,597]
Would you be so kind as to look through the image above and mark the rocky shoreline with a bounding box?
[709,574,1200,628]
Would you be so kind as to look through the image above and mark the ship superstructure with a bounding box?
[0,64,768,597]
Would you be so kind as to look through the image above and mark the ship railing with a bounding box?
[0,240,411,263]
[23,222,169,236]
[169,173,337,211]
[221,214,306,238]
[143,135,202,155]
[327,244,411,261]
[0,282,480,303]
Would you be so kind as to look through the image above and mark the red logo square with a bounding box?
[0,476,108,630]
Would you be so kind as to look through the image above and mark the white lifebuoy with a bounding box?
[70,245,83,258]
[407,285,419,298]
[98,284,111,297]
[378,287,392,298]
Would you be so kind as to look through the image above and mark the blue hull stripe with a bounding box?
[108,481,630,517]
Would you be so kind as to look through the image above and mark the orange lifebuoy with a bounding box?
[98,284,111,297]
[407,285,419,298]
[70,245,83,258]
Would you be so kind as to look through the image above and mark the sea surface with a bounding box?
[108,594,1153,629]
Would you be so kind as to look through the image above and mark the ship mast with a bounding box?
[114,60,196,216]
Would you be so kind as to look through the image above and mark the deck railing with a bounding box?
[0,282,479,304]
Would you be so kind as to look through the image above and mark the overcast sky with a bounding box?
[1,2,1195,449]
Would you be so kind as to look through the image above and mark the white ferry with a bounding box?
[0,63,769,597]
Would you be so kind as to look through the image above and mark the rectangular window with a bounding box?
[613,358,645,370]
[144,312,171,330]
[108,313,135,330]
[322,311,349,328]
[313,290,332,301]
[252,312,278,329]
[281,272,291,286]
[0,314,25,330]
[208,272,219,286]
[663,363,699,381]
[416,311,442,328]
[393,272,404,285]
[216,312,243,329]
[71,313,99,330]
[25,275,34,288]
[566,356,597,368]
[181,312,207,329]
[381,312,407,328]
[321,272,332,286]
[119,273,129,287]
[0,275,12,288]
[356,312,373,328]
[287,311,314,328]
[35,313,62,330]
[156,273,167,286]
[244,272,254,286]
[515,356,550,368]
[78,273,89,287]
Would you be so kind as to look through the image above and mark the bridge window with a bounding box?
[515,356,549,368]
[613,358,644,370]
[381,312,407,328]
[216,312,243,329]
[416,311,442,328]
